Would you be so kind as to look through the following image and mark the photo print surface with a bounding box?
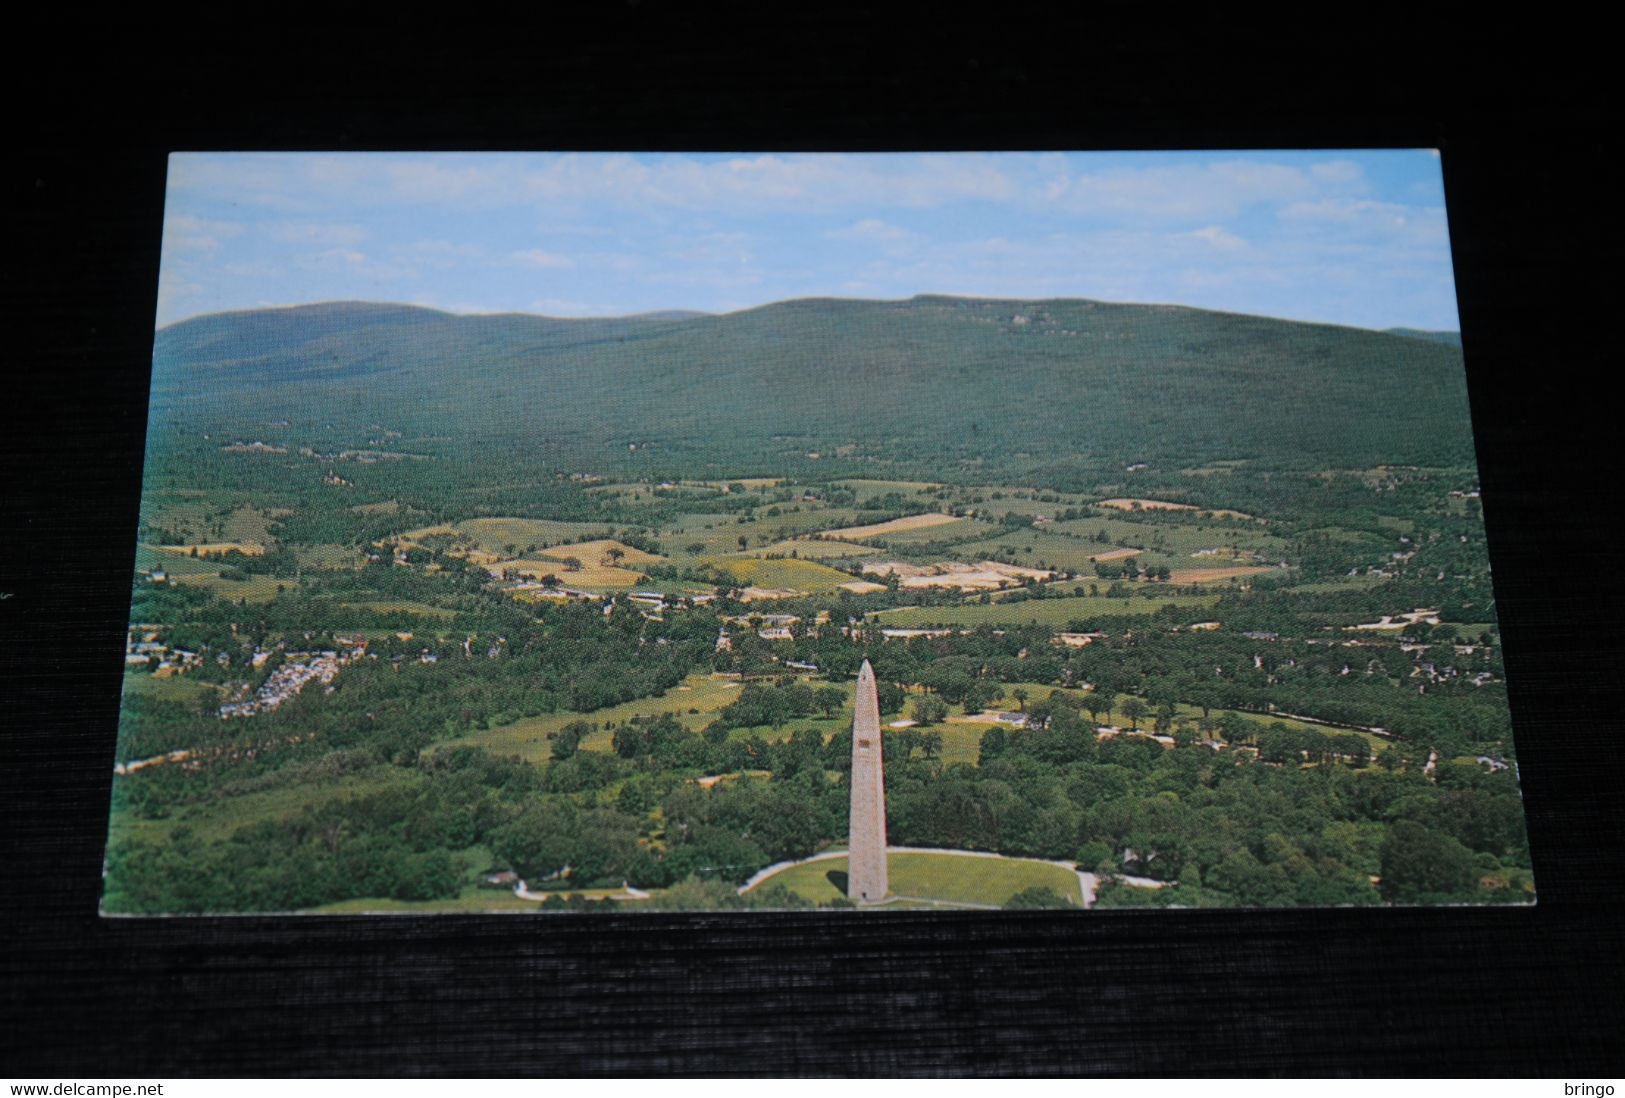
[103,151,1532,914]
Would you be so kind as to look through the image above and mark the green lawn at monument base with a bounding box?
[745,850,1084,908]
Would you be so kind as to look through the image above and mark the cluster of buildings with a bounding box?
[218,646,357,720]
[715,611,829,649]
[124,626,202,677]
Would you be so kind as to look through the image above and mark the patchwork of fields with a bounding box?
[113,445,1511,915]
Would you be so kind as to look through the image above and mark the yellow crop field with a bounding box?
[1099,497,1197,512]
[172,572,293,603]
[818,512,962,541]
[499,560,648,588]
[399,517,614,556]
[1099,498,1254,521]
[759,538,877,559]
[1167,565,1275,584]
[156,542,266,557]
[537,539,664,567]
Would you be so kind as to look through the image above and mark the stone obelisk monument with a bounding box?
[847,659,888,903]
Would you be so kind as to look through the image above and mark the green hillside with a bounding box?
[148,296,1476,485]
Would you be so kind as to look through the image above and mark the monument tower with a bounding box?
[847,659,888,903]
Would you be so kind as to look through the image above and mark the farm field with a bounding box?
[872,518,1000,546]
[400,517,615,557]
[119,669,226,705]
[171,572,296,603]
[444,674,776,763]
[929,724,984,767]
[658,510,735,533]
[334,598,458,619]
[1098,498,1255,521]
[1048,515,1288,559]
[869,592,1221,628]
[491,538,666,587]
[155,541,267,557]
[133,544,224,576]
[669,507,865,556]
[956,528,1162,574]
[535,539,663,567]
[705,556,856,594]
[1167,565,1277,584]
[835,479,944,495]
[756,537,877,559]
[141,500,281,546]
[818,512,963,541]
[968,493,1090,517]
[295,544,364,569]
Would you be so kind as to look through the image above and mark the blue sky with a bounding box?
[156,150,1458,331]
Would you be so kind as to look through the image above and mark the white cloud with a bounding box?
[1310,159,1365,184]
[266,221,366,246]
[413,239,486,258]
[155,269,206,324]
[302,248,417,281]
[1042,157,1374,222]
[511,248,575,268]
[511,153,1017,212]
[1185,225,1247,250]
[1278,199,1448,245]
[162,214,242,252]
[827,218,918,244]
[222,260,284,277]
[383,159,497,202]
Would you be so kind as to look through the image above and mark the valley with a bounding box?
[102,297,1530,914]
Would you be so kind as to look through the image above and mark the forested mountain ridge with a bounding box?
[1385,327,1463,347]
[150,295,1476,482]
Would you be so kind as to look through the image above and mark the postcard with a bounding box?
[103,151,1531,913]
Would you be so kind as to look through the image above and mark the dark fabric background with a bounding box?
[6,10,1621,1076]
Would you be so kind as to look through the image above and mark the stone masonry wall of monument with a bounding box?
[848,659,888,903]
